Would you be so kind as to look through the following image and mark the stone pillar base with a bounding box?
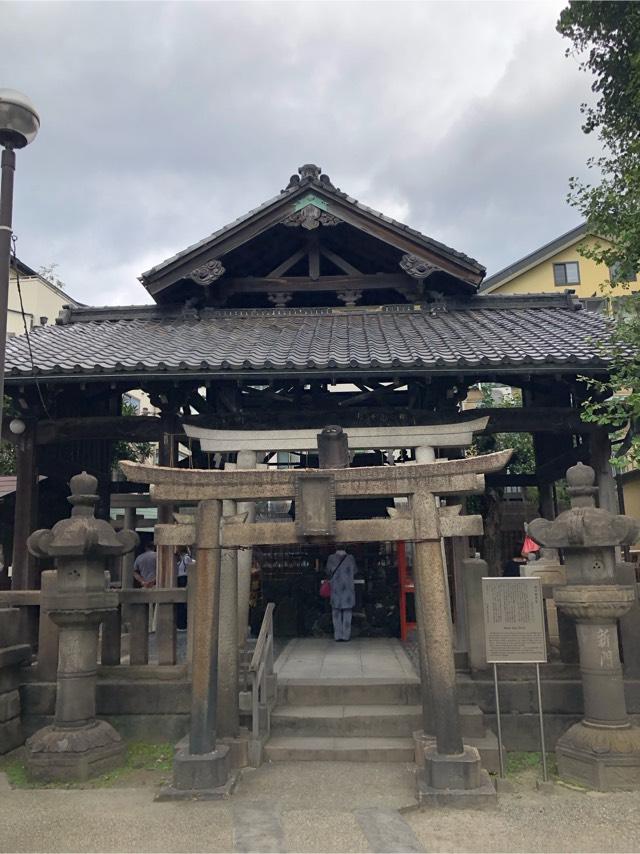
[26,719,124,783]
[416,744,497,809]
[220,730,250,769]
[412,729,435,768]
[557,722,640,791]
[157,738,237,801]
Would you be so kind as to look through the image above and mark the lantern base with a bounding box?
[26,719,124,783]
[557,721,640,791]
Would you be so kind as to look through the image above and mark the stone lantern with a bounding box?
[529,462,640,790]
[25,472,138,782]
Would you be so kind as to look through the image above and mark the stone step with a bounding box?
[265,736,415,763]
[277,680,421,707]
[271,703,487,739]
[265,732,501,769]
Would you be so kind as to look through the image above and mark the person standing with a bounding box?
[176,546,193,631]
[133,542,157,588]
[326,546,357,642]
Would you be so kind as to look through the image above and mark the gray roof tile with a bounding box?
[5,297,612,381]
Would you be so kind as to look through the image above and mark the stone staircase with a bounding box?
[265,678,500,769]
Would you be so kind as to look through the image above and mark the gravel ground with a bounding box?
[3,762,640,853]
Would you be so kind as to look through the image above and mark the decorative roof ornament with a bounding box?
[285,164,336,191]
[189,258,225,287]
[400,254,440,280]
[282,205,341,230]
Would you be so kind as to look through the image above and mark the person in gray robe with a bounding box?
[326,547,357,641]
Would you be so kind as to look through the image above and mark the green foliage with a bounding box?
[0,442,16,476]
[557,2,640,277]
[558,3,640,462]
[112,401,153,468]
[505,751,558,778]
[471,386,535,475]
[0,741,173,789]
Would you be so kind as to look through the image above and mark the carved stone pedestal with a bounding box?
[27,720,124,783]
[529,463,640,792]
[416,744,497,809]
[554,585,640,790]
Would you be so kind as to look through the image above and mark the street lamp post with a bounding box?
[0,90,40,435]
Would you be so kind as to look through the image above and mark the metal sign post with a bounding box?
[482,577,548,782]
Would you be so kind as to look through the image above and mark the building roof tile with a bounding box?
[5,294,612,382]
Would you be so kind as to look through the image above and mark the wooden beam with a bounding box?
[319,246,361,276]
[308,235,320,280]
[223,274,412,293]
[32,415,172,446]
[267,247,307,278]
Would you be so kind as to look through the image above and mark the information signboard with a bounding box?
[482,577,547,664]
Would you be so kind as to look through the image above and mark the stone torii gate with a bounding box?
[121,447,511,805]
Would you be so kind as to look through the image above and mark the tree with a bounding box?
[467,386,535,573]
[557,2,640,465]
[112,401,153,467]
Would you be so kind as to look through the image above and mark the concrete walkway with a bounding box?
[3,762,640,853]
[275,638,418,682]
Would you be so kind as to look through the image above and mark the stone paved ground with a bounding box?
[3,761,640,853]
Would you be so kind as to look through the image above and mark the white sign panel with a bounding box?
[482,577,547,664]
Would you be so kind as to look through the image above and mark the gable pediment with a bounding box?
[140,164,485,305]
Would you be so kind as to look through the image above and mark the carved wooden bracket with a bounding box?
[399,254,440,280]
[189,259,226,286]
[337,289,363,307]
[282,205,341,230]
[268,292,293,308]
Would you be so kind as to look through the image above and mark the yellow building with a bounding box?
[481,223,638,300]
[8,259,79,337]
[482,223,640,551]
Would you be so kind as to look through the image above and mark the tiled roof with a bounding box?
[5,294,612,382]
[141,164,484,283]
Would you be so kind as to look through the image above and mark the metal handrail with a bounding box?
[249,602,275,673]
[248,602,275,754]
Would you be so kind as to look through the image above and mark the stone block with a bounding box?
[0,716,22,754]
[424,744,483,790]
[25,719,125,782]
[0,609,20,648]
[220,731,250,769]
[416,768,497,809]
[556,721,640,791]
[0,689,20,723]
[169,738,232,796]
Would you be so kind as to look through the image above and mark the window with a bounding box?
[553,261,580,286]
[608,262,637,284]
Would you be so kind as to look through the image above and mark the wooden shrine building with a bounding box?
[3,161,617,598]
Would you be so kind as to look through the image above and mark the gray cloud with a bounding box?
[1,0,598,304]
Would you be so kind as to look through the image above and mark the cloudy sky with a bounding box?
[3,0,599,306]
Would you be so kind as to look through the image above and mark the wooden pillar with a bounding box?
[11,430,37,590]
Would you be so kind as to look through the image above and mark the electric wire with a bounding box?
[11,235,53,419]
